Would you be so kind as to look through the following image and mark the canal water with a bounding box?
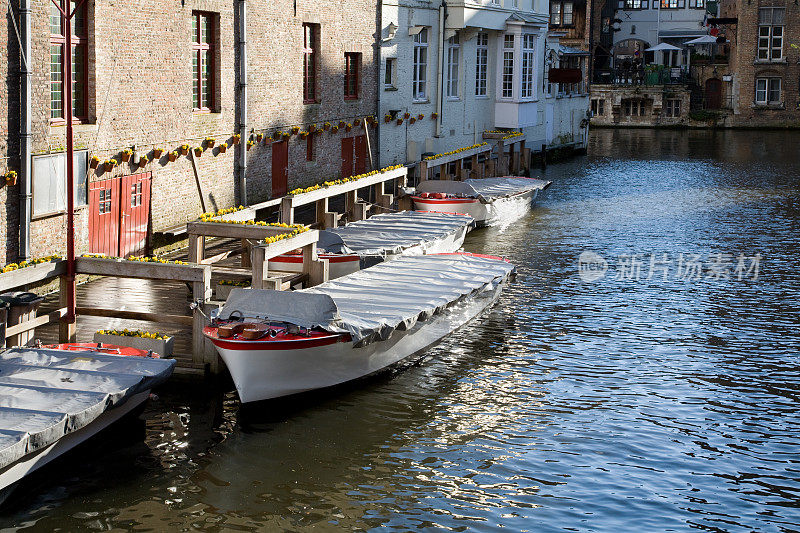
[2,129,799,532]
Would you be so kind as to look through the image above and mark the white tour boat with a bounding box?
[0,346,175,499]
[267,211,474,279]
[204,253,515,403]
[411,176,551,226]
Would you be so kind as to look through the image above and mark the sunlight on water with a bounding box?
[2,129,799,532]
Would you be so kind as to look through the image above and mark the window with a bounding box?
[660,0,684,8]
[50,0,88,121]
[663,99,681,117]
[384,58,397,89]
[446,35,460,98]
[502,34,514,99]
[558,56,584,95]
[413,29,429,101]
[521,35,535,99]
[550,0,574,25]
[344,52,361,100]
[303,23,319,103]
[475,33,488,97]
[755,77,781,105]
[130,182,143,208]
[758,8,784,61]
[689,0,704,8]
[623,99,646,116]
[98,188,111,214]
[591,98,605,116]
[32,151,88,216]
[620,0,647,8]
[306,133,314,162]
[192,12,216,111]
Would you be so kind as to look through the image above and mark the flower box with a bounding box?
[89,156,100,169]
[232,134,241,145]
[5,171,18,186]
[104,160,117,172]
[409,117,416,124]
[205,138,216,148]
[218,143,227,153]
[396,119,403,126]
[194,147,203,157]
[93,332,174,357]
[179,145,190,155]
[138,156,149,168]
[168,151,178,162]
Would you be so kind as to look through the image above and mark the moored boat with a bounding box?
[204,253,515,403]
[0,346,175,499]
[411,177,551,226]
[268,211,474,279]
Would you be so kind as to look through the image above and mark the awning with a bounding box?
[645,42,682,52]
[684,35,729,45]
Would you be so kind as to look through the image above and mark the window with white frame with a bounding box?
[32,151,88,216]
[384,58,396,89]
[663,99,681,117]
[660,0,683,8]
[502,34,514,99]
[475,33,488,97]
[521,35,535,99]
[755,77,781,105]
[413,29,428,101]
[689,0,704,8]
[446,35,460,98]
[758,8,784,61]
[591,98,605,116]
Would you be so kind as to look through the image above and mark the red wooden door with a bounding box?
[272,141,289,197]
[89,178,121,256]
[341,137,354,178]
[119,173,152,257]
[354,135,367,175]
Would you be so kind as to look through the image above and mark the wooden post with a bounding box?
[511,144,519,174]
[487,156,496,177]
[309,258,329,287]
[280,197,294,225]
[188,234,204,264]
[251,246,267,290]
[471,154,479,179]
[522,146,531,173]
[58,275,76,343]
[345,190,357,220]
[541,144,547,170]
[455,160,463,181]
[324,211,338,229]
[192,267,216,373]
[418,160,428,183]
[315,198,328,226]
[240,239,252,268]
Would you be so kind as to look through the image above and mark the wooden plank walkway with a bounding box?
[36,238,246,375]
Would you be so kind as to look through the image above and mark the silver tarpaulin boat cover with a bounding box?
[0,349,175,469]
[219,253,515,347]
[318,211,474,258]
[416,177,551,203]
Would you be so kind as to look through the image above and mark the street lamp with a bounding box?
[50,0,86,336]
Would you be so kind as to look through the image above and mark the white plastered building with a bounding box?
[379,0,590,169]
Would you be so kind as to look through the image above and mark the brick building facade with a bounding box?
[721,0,800,126]
[2,0,379,262]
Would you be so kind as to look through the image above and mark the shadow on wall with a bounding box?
[4,10,21,262]
[241,53,380,205]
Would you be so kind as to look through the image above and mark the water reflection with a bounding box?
[2,129,800,532]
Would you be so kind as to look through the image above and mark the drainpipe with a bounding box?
[237,0,248,206]
[435,0,446,138]
[19,0,32,260]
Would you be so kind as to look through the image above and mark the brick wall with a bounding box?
[3,0,379,261]
[725,0,800,126]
